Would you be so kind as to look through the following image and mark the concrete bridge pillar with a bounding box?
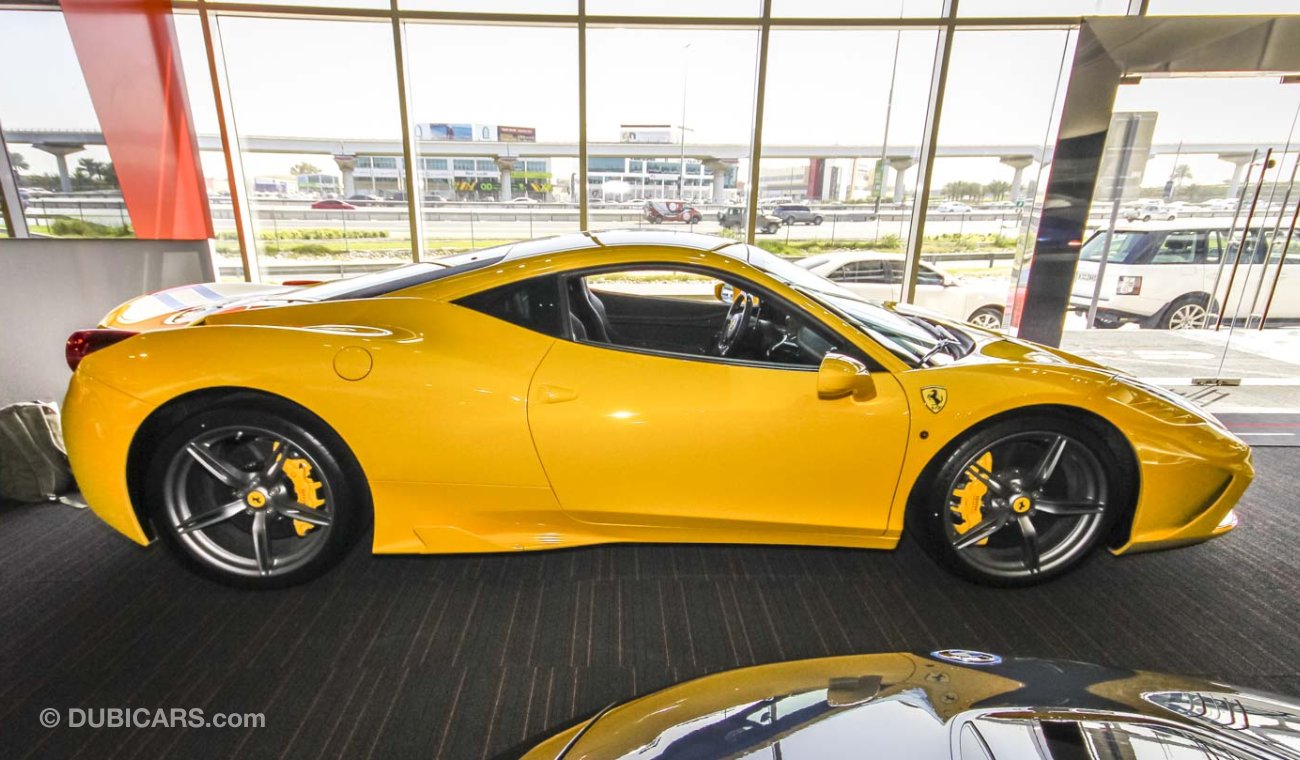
[1219,153,1253,200]
[33,143,85,193]
[703,159,731,204]
[333,154,357,198]
[1000,155,1035,203]
[887,156,916,204]
[496,157,517,202]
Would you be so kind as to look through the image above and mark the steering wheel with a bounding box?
[716,292,754,357]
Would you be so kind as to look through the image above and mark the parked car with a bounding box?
[1123,201,1177,222]
[310,199,356,210]
[1070,220,1300,329]
[935,201,973,213]
[524,650,1300,759]
[718,205,784,234]
[771,204,824,226]
[644,199,702,224]
[798,251,1007,329]
[511,197,539,204]
[346,193,382,202]
[1203,197,1240,212]
[67,230,1251,588]
[423,194,447,205]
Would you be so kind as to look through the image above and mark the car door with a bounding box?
[527,265,911,535]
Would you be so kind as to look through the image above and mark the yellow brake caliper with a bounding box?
[282,458,325,536]
[951,453,992,545]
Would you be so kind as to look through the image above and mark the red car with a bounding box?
[311,199,356,210]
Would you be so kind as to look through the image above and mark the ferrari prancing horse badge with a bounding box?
[921,386,947,414]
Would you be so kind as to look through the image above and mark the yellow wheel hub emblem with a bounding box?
[283,458,325,537]
[245,491,267,509]
[1011,495,1033,514]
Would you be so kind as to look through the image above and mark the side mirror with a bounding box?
[817,353,875,400]
[714,282,735,303]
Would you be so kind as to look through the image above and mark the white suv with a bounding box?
[797,251,1007,329]
[1070,220,1300,329]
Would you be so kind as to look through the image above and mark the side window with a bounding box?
[1205,230,1223,264]
[566,267,846,369]
[830,259,891,283]
[917,265,945,286]
[1151,232,1199,264]
[455,275,563,337]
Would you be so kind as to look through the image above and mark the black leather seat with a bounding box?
[567,279,615,343]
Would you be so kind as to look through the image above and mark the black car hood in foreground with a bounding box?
[523,651,1300,760]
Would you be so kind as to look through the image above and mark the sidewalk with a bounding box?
[1059,326,1300,413]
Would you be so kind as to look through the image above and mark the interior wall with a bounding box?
[0,239,214,407]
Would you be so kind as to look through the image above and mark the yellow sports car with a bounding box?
[62,230,1253,588]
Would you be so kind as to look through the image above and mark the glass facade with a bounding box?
[0,9,134,238]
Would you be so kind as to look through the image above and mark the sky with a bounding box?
[3,6,1300,192]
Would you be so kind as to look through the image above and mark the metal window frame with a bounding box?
[0,0,1162,282]
[0,116,30,238]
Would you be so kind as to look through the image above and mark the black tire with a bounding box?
[764,223,779,234]
[812,216,823,226]
[907,414,1125,587]
[1142,214,1152,222]
[1156,294,1212,330]
[145,395,371,589]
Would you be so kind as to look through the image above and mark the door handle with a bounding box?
[537,384,578,404]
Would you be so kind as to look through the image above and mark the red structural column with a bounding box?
[59,0,213,240]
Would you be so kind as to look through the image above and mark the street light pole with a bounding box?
[679,42,691,199]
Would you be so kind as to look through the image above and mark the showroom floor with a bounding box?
[1,448,1297,759]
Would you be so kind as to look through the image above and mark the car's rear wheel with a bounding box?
[1159,295,1211,330]
[812,216,823,225]
[145,399,370,589]
[909,416,1120,586]
[967,306,1003,330]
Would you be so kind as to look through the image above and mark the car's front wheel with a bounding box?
[908,415,1122,586]
[967,306,1003,330]
[145,397,370,589]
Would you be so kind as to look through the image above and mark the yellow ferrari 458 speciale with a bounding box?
[63,230,1252,588]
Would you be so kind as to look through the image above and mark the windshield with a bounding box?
[744,245,954,366]
[1079,230,1147,264]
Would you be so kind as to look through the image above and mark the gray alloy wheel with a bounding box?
[968,307,1003,330]
[1165,300,1209,330]
[161,425,335,579]
[943,431,1108,581]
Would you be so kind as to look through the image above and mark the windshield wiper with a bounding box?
[918,337,961,366]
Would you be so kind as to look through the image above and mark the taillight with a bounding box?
[1116,276,1143,296]
[66,329,137,371]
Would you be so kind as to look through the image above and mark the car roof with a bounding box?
[496,229,742,261]
[802,250,906,266]
[1104,217,1290,233]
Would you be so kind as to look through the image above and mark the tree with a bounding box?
[9,152,28,172]
[290,162,322,176]
[1172,164,1193,186]
[942,180,983,201]
[983,180,1011,200]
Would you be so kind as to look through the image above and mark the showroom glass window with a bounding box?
[758,28,938,252]
[584,26,759,232]
[404,22,579,255]
[0,10,135,238]
[928,28,1075,316]
[217,16,402,283]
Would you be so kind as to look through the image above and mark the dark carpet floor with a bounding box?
[1,448,1298,759]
